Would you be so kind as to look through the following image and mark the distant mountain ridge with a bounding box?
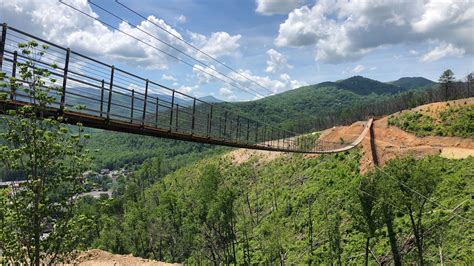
[198,95,223,103]
[312,75,432,96]
[218,74,441,133]
[389,77,436,90]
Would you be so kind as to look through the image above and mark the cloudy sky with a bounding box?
[1,0,473,101]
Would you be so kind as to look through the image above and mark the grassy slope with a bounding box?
[388,104,474,137]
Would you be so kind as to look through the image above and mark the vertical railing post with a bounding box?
[10,51,17,100]
[223,111,228,139]
[229,119,233,141]
[106,66,115,121]
[0,23,7,71]
[246,119,250,143]
[99,79,105,117]
[130,89,135,123]
[142,79,149,126]
[255,124,258,144]
[169,90,175,131]
[278,131,281,149]
[271,127,274,147]
[191,98,196,133]
[219,117,222,138]
[236,116,240,142]
[155,97,159,128]
[175,104,179,131]
[208,105,213,138]
[263,125,267,147]
[60,48,70,112]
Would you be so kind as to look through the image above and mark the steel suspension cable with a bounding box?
[88,0,273,100]
[115,0,276,96]
[59,0,300,137]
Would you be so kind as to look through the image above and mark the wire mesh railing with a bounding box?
[0,23,366,153]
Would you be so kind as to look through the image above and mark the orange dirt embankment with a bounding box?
[353,98,474,173]
[71,249,180,266]
[227,98,474,173]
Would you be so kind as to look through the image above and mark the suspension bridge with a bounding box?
[0,24,371,154]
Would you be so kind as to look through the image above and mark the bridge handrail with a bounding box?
[0,23,371,153]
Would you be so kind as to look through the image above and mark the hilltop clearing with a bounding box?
[360,97,474,173]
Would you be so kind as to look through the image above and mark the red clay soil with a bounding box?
[317,98,474,174]
[70,249,180,266]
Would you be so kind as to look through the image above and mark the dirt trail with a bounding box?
[70,249,180,266]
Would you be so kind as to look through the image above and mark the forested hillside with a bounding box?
[390,77,436,90]
[1,2,472,264]
[85,129,228,171]
[84,74,467,170]
[0,73,470,175]
[74,149,473,264]
[220,74,470,133]
[1,54,472,265]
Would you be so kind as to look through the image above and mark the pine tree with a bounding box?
[438,70,455,100]
[466,72,473,97]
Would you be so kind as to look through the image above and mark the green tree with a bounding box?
[384,156,440,266]
[134,157,162,195]
[375,169,403,266]
[350,174,382,266]
[0,41,91,265]
[466,72,473,97]
[191,164,237,264]
[438,69,455,100]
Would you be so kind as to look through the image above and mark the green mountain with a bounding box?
[219,75,440,133]
[389,77,436,90]
[336,75,405,95]
[74,75,447,169]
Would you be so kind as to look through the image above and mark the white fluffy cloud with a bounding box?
[194,63,306,97]
[178,85,195,94]
[218,87,236,101]
[256,0,304,15]
[275,0,473,63]
[265,49,292,73]
[3,0,242,71]
[229,70,306,95]
[192,64,227,84]
[2,0,192,69]
[420,43,465,63]
[190,31,242,59]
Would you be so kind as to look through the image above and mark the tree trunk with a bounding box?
[365,237,370,266]
[384,208,401,266]
[438,244,444,266]
[34,195,40,266]
[408,211,424,266]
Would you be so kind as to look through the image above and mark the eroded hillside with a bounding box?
[227,98,474,174]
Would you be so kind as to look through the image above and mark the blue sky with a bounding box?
[1,0,473,101]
